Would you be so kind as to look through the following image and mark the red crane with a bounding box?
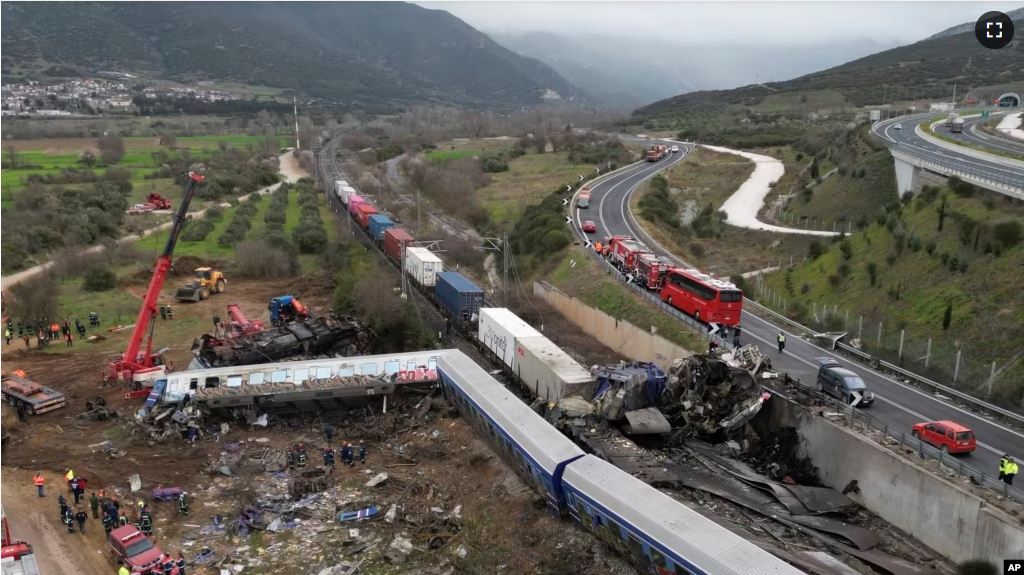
[225,303,265,338]
[105,172,205,388]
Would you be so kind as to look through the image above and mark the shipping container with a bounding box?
[477,308,542,371]
[340,186,357,205]
[356,204,378,229]
[404,247,443,288]
[434,272,484,321]
[347,195,365,216]
[334,180,349,200]
[512,335,595,402]
[368,214,395,241]
[383,228,414,261]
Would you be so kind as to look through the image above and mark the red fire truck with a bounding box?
[1,505,41,575]
[605,236,652,273]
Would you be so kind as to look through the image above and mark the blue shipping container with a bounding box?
[368,214,395,241]
[434,272,484,321]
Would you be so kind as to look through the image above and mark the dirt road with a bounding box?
[2,470,112,575]
[1,151,308,290]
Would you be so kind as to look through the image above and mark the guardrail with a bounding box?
[611,160,1024,428]
[888,147,1024,196]
[792,383,1024,503]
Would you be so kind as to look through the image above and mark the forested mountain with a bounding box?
[1,1,586,112]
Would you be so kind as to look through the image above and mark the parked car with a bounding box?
[814,357,873,407]
[108,526,165,573]
[911,420,976,454]
[582,220,597,233]
[670,145,680,153]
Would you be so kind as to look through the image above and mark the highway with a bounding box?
[574,141,1023,479]
[871,112,1023,184]
[947,114,1024,157]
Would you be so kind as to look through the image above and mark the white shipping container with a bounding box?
[334,179,349,199]
[404,247,444,288]
[513,335,595,402]
[477,308,541,371]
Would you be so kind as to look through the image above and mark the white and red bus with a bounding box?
[659,268,743,326]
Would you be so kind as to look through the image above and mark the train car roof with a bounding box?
[436,272,483,293]
[164,350,440,382]
[437,351,584,473]
[563,456,805,575]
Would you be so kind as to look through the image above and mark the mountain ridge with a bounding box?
[0,1,587,112]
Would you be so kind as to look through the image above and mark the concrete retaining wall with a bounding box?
[531,282,693,372]
[792,406,1023,563]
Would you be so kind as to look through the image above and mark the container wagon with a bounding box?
[383,228,415,262]
[434,272,484,322]
[356,204,379,229]
[477,308,543,371]
[347,195,366,216]
[512,335,596,402]
[367,214,394,242]
[404,247,443,288]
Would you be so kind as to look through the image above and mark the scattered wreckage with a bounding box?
[190,314,372,369]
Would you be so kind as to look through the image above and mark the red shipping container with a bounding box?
[347,195,365,216]
[356,204,378,229]
[384,228,414,261]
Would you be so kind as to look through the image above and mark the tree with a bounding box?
[809,158,820,179]
[463,111,489,138]
[4,146,20,168]
[97,134,125,164]
[942,301,952,330]
[936,197,947,232]
[7,274,61,322]
[78,148,97,168]
[159,132,177,149]
[82,265,117,292]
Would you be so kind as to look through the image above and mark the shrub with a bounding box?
[839,240,853,260]
[924,241,937,256]
[82,265,117,292]
[837,262,851,277]
[205,205,225,222]
[866,262,878,287]
[827,274,841,287]
[689,242,706,258]
[800,283,810,294]
[942,301,952,330]
[181,219,215,242]
[482,157,509,173]
[992,220,1022,248]
[235,238,300,278]
[292,218,328,254]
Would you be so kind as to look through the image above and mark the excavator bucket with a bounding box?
[175,283,209,302]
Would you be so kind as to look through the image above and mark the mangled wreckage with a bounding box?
[190,314,371,369]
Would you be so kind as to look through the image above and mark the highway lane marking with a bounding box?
[590,148,685,235]
[618,144,693,240]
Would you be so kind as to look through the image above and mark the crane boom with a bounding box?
[107,172,204,383]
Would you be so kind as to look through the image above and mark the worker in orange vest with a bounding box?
[50,322,60,342]
[65,468,74,492]
[33,471,45,497]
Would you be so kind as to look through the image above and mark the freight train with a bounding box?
[437,350,804,575]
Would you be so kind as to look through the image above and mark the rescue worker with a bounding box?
[4,327,11,345]
[165,305,173,320]
[1002,456,1019,486]
[36,329,45,348]
[89,311,99,328]
[708,339,719,357]
[322,424,335,443]
[140,508,154,536]
[733,323,741,348]
[296,443,307,468]
[102,511,115,535]
[340,441,353,467]
[118,511,130,526]
[58,494,69,517]
[176,551,187,575]
[62,506,75,533]
[90,492,100,518]
[34,471,45,497]
[76,320,86,340]
[178,492,189,516]
[65,468,75,492]
[323,446,335,472]
[357,440,366,465]
[999,455,1009,480]
[777,331,786,354]
[287,445,296,469]
[70,477,81,503]
[162,556,176,574]
[65,331,73,347]
[50,322,60,341]
[17,322,23,337]
[188,423,198,446]
[16,402,27,422]
[445,316,452,337]
[119,565,130,575]
[22,333,30,349]
[160,305,168,320]
[75,507,88,533]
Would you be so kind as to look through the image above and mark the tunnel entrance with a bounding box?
[997,92,1020,107]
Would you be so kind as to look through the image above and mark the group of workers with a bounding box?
[285,438,367,471]
[5,316,94,349]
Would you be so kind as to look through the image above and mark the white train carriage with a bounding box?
[436,351,585,514]
[156,351,440,410]
[562,456,805,575]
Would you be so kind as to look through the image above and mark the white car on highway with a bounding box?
[893,123,902,130]
[670,145,679,153]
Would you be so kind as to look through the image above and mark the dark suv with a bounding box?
[108,525,165,573]
[815,357,873,407]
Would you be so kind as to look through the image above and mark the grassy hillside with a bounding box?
[1,2,584,111]
[762,184,1024,405]
[633,16,1024,125]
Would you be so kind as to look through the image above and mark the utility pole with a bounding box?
[293,96,300,150]
[477,235,509,307]
[417,190,421,232]
[950,83,957,109]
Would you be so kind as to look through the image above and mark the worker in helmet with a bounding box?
[296,443,307,468]
[178,492,189,516]
[287,445,296,469]
[357,440,366,465]
[340,441,353,467]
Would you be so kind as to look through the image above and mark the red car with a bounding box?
[108,526,165,573]
[582,220,597,233]
[911,420,976,454]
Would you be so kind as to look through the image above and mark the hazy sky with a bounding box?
[418,2,1023,46]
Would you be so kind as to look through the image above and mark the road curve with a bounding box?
[951,114,1024,157]
[577,138,1022,478]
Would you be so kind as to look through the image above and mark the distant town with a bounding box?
[0,76,239,117]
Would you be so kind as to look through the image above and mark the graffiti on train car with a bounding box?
[194,368,438,401]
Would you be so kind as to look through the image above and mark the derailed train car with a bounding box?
[437,351,804,575]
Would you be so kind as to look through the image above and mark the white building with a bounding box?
[929,102,955,112]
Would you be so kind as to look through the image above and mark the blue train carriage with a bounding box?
[436,351,585,514]
[433,272,484,324]
[367,214,395,243]
[562,456,806,575]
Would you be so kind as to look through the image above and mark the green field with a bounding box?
[424,149,484,162]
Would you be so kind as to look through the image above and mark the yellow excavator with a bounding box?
[175,267,226,302]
